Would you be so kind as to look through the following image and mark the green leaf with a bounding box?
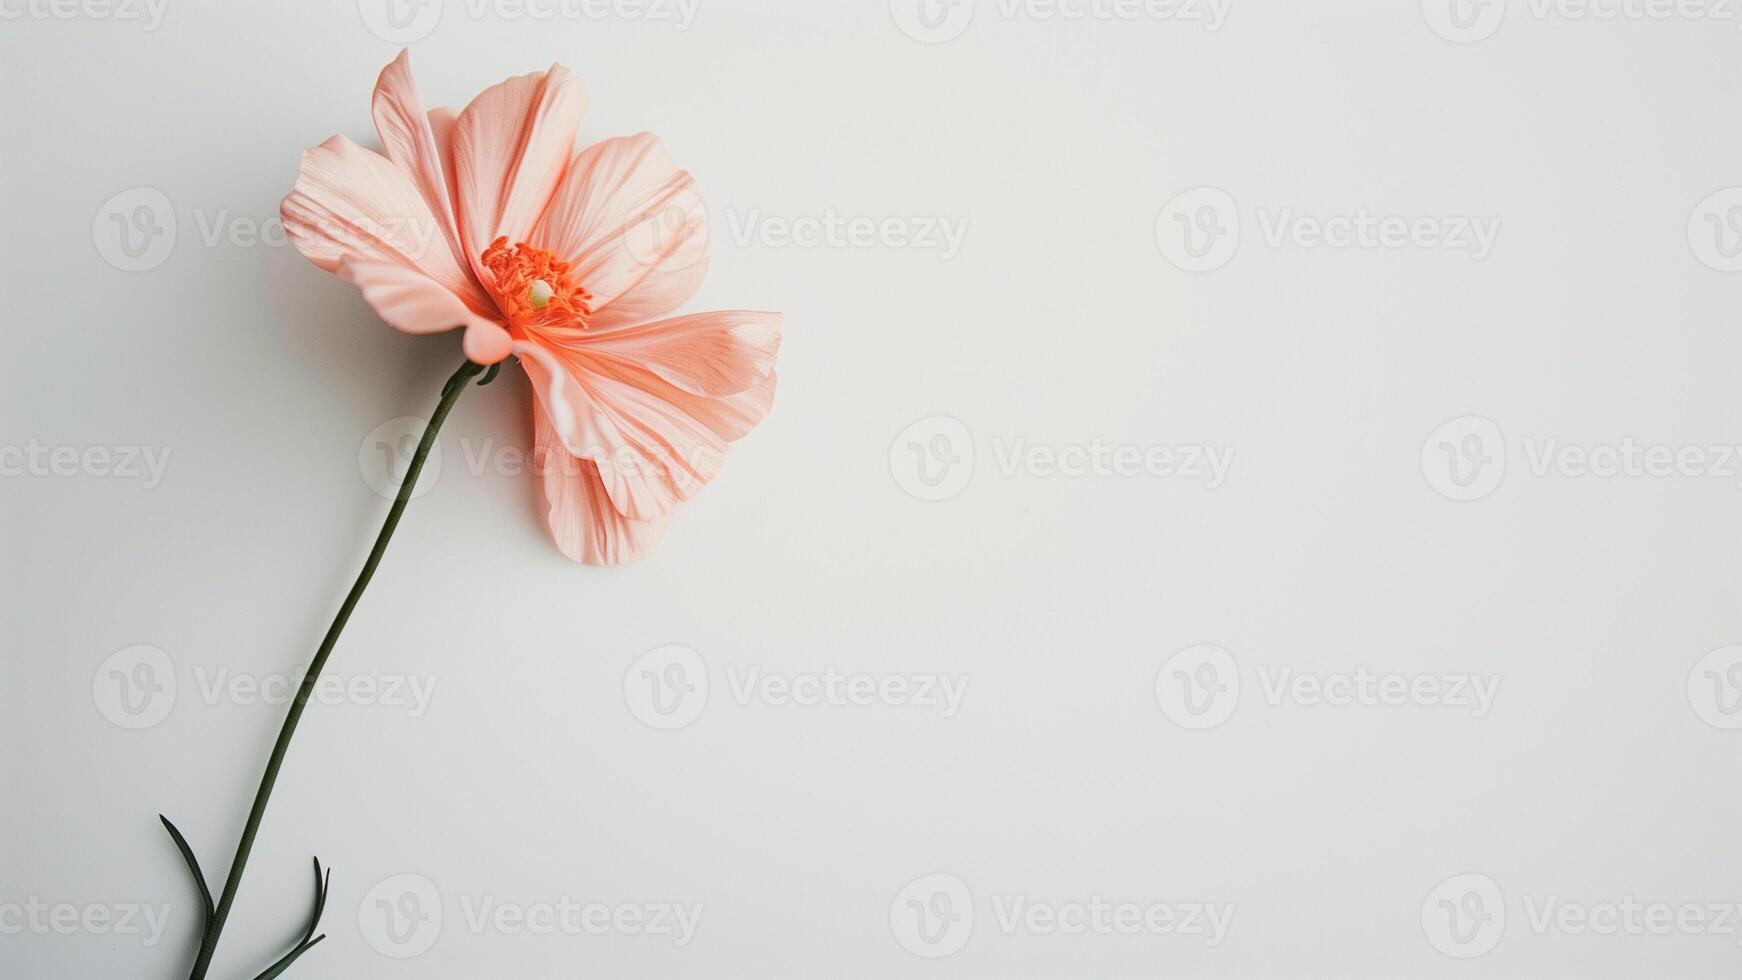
[250,934,325,980]
[301,858,331,948]
[158,815,214,921]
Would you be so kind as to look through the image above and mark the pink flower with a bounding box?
[282,51,780,564]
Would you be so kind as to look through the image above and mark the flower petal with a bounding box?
[531,133,709,328]
[515,306,778,521]
[582,310,781,397]
[533,407,668,564]
[281,134,490,313]
[339,258,512,363]
[559,362,775,522]
[516,340,611,456]
[579,370,730,521]
[371,50,468,277]
[520,344,707,521]
[451,64,588,279]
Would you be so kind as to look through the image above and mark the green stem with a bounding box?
[186,358,485,980]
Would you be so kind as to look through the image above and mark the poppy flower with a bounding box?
[281,50,780,563]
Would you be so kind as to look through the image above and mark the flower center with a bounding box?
[480,237,592,332]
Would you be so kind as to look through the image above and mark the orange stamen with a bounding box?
[480,237,593,332]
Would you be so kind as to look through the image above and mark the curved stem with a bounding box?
[186,358,485,980]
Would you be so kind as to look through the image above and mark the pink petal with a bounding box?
[533,407,668,564]
[531,133,709,329]
[370,50,469,279]
[339,259,512,363]
[515,308,779,520]
[522,344,711,522]
[550,357,776,522]
[463,321,514,364]
[451,64,588,280]
[517,340,612,458]
[696,369,778,442]
[583,310,781,397]
[579,370,730,521]
[281,134,492,315]
[428,105,460,200]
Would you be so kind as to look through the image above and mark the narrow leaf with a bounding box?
[300,858,331,947]
[250,934,325,980]
[158,815,215,920]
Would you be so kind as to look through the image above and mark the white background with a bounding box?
[6,0,1742,977]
